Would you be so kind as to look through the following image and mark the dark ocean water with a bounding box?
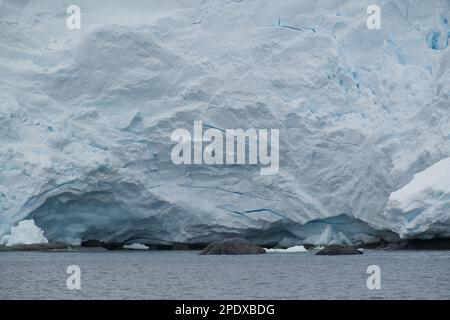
[1,250,449,299]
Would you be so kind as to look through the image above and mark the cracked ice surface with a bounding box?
[0,0,449,245]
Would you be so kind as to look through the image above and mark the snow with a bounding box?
[385,157,450,239]
[123,243,149,250]
[265,245,307,253]
[4,220,49,246]
[0,0,449,245]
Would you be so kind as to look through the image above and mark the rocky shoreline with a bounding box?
[1,238,450,253]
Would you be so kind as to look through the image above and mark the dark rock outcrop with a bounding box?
[81,239,105,248]
[172,242,191,250]
[382,239,450,250]
[199,238,266,255]
[81,239,124,250]
[316,245,363,255]
[0,242,70,251]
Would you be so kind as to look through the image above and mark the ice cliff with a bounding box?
[0,0,449,246]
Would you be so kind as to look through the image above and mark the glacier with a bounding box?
[0,0,449,246]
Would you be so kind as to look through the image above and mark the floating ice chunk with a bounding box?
[123,243,149,250]
[264,245,307,253]
[5,219,49,246]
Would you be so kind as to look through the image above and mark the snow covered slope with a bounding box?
[386,157,450,239]
[0,0,449,245]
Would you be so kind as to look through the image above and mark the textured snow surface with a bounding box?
[4,219,49,246]
[0,0,449,245]
[386,157,450,239]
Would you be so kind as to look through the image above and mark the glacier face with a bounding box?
[0,0,449,245]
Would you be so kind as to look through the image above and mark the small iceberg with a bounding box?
[264,245,308,253]
[123,243,149,250]
[5,219,49,246]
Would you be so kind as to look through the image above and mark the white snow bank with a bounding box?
[389,157,450,207]
[386,158,450,238]
[123,243,149,250]
[265,245,307,253]
[5,220,49,246]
